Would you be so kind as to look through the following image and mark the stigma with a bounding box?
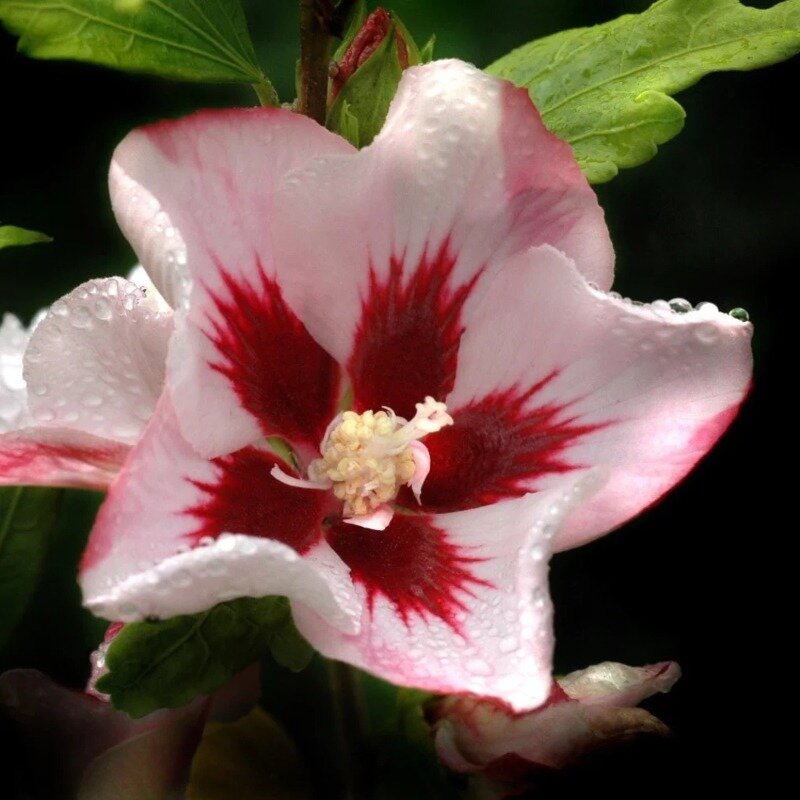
[307,397,453,518]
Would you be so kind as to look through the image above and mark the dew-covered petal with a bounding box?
[23,277,172,445]
[292,476,596,711]
[110,108,353,458]
[80,397,359,632]
[127,264,172,312]
[272,60,613,420]
[428,246,751,550]
[558,661,681,708]
[0,313,32,433]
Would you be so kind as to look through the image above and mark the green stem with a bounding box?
[329,659,373,799]
[298,0,332,124]
[252,79,280,107]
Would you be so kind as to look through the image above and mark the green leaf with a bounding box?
[0,487,63,649]
[269,618,314,673]
[0,224,52,249]
[327,12,421,148]
[419,34,436,64]
[487,0,800,183]
[0,0,274,91]
[96,595,313,718]
[337,100,361,146]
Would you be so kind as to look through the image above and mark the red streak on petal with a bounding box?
[688,399,744,453]
[421,374,603,512]
[184,448,326,554]
[349,241,480,420]
[0,437,128,492]
[327,513,488,629]
[205,258,340,449]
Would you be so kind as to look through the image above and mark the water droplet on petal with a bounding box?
[695,301,719,315]
[729,307,750,322]
[172,569,192,588]
[71,307,93,329]
[241,538,258,556]
[94,298,113,321]
[531,544,546,562]
[669,297,692,314]
[650,299,672,315]
[465,657,492,676]
[695,323,720,345]
[499,636,518,654]
[82,393,103,408]
[112,421,140,439]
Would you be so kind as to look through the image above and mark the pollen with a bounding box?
[308,397,453,517]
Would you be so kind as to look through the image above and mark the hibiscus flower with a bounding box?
[78,60,751,711]
[0,267,172,488]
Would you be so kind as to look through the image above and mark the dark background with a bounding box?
[2,0,792,795]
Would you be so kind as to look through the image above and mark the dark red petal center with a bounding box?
[327,513,488,629]
[348,241,480,420]
[421,377,602,512]
[205,258,340,448]
[184,447,326,554]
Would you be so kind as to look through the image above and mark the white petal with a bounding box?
[23,277,172,445]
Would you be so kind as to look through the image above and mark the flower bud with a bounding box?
[327,8,424,147]
[331,9,408,101]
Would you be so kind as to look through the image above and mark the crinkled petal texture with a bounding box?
[428,246,752,550]
[80,397,361,631]
[293,475,596,711]
[558,660,681,708]
[272,60,613,421]
[0,277,172,489]
[110,108,355,459]
[434,661,680,774]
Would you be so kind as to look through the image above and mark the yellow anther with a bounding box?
[308,397,453,518]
